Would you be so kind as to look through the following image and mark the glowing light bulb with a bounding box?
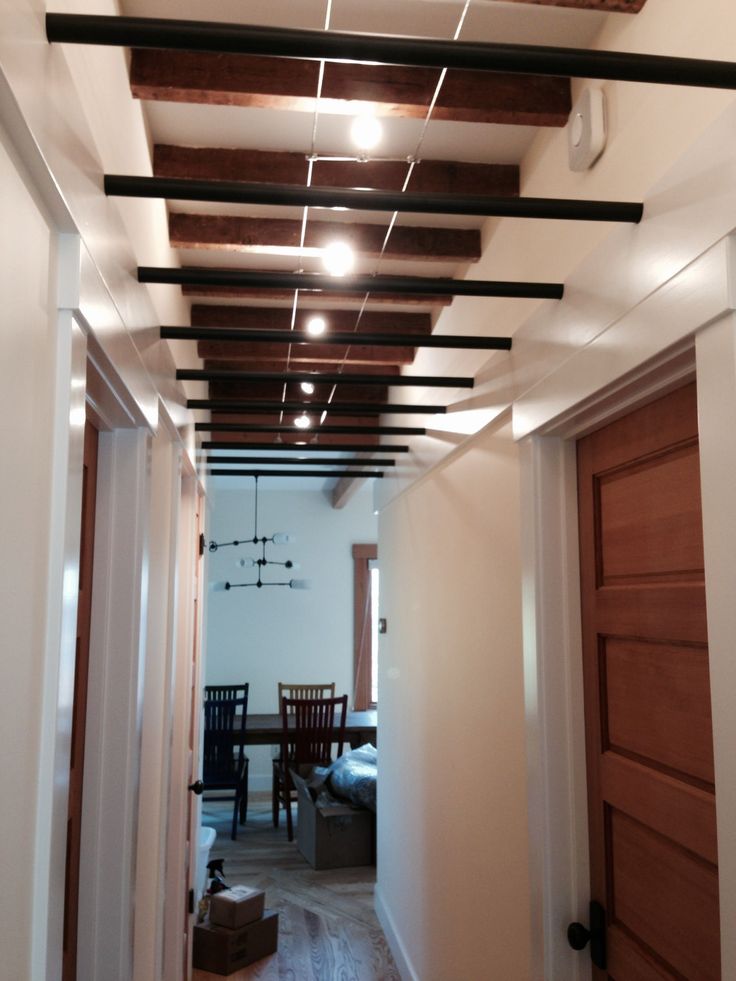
[305,316,327,337]
[322,240,354,277]
[294,414,312,430]
[351,112,382,151]
[300,381,315,395]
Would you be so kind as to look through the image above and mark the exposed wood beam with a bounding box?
[139,265,565,300]
[163,325,511,351]
[110,176,643,224]
[509,0,645,10]
[182,285,451,306]
[188,399,445,415]
[179,368,473,388]
[168,213,482,263]
[190,305,431,335]
[195,340,415,367]
[332,475,368,510]
[47,14,736,89]
[132,52,571,127]
[155,145,519,197]
[202,441,410,452]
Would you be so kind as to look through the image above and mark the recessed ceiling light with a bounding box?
[322,240,355,277]
[305,316,327,337]
[300,381,315,395]
[351,112,382,151]
[294,414,312,430]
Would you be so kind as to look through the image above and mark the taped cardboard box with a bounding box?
[209,884,265,929]
[193,909,278,975]
[291,769,374,870]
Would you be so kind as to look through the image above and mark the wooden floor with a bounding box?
[193,792,398,980]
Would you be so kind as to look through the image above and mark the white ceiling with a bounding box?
[117,0,612,488]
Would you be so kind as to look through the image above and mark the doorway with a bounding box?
[576,383,719,978]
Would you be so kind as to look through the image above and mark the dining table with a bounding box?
[237,708,377,750]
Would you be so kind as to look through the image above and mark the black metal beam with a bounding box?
[188,399,446,415]
[110,176,642,224]
[208,468,384,478]
[47,14,736,90]
[163,325,512,351]
[140,265,563,301]
[206,455,396,466]
[202,441,410,452]
[196,423,426,435]
[178,368,472,388]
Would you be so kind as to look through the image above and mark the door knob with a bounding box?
[567,901,607,970]
[567,921,591,950]
[188,780,204,795]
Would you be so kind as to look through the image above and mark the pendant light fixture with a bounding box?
[208,475,309,590]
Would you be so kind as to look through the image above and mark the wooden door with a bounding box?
[577,383,720,980]
[63,419,99,981]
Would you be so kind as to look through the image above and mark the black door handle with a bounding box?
[188,780,204,795]
[567,901,606,970]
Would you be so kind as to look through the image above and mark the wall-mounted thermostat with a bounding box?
[568,88,607,172]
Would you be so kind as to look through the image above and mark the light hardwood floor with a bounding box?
[193,792,398,980]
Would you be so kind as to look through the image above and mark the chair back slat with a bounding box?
[278,682,335,714]
[203,684,248,784]
[280,694,347,769]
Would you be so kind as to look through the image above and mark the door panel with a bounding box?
[577,383,720,980]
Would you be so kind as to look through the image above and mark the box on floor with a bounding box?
[291,768,374,870]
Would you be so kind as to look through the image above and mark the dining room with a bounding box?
[197,471,385,977]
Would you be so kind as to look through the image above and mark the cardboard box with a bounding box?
[291,769,374,870]
[193,910,278,976]
[209,884,265,929]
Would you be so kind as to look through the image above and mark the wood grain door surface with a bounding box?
[63,419,99,981]
[577,383,720,980]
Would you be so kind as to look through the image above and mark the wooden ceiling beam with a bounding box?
[154,145,519,197]
[507,0,646,10]
[190,305,432,335]
[169,213,481,263]
[181,285,452,306]
[132,52,571,126]
[207,381,390,402]
[196,339,415,366]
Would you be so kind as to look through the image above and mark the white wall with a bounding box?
[204,479,377,787]
[0,124,66,981]
[376,418,531,981]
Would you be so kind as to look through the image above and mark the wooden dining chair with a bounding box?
[277,682,336,704]
[202,684,249,841]
[272,694,348,841]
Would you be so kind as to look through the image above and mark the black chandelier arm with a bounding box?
[208,537,258,551]
[225,580,296,589]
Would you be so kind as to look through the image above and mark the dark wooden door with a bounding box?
[63,419,99,981]
[577,383,720,980]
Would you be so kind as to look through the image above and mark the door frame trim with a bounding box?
[519,352,712,979]
[522,292,736,980]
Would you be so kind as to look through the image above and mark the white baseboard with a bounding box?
[374,883,419,981]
